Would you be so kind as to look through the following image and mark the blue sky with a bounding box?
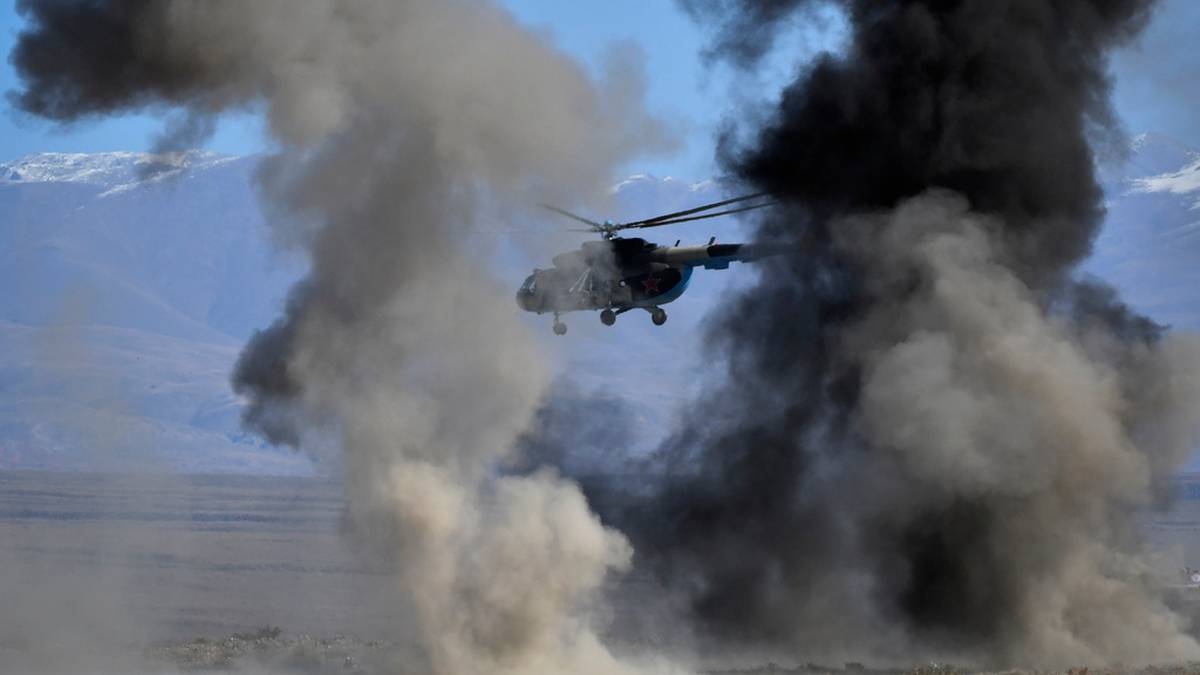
[1,1,1197,179]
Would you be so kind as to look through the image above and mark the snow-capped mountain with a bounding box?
[1125,133,1200,179]
[0,151,302,341]
[1,150,241,195]
[1087,134,1200,329]
[1,137,1197,474]
[609,174,719,202]
[0,151,304,473]
[1130,156,1200,211]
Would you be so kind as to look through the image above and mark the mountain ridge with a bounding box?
[2,135,1197,473]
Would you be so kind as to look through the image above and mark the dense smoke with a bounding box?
[511,379,641,477]
[12,0,1200,670]
[614,0,1200,666]
[9,1,671,673]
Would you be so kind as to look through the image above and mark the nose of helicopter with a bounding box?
[516,273,538,312]
[516,288,535,312]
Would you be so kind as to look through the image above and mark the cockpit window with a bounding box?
[520,275,537,293]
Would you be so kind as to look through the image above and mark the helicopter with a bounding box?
[516,193,781,335]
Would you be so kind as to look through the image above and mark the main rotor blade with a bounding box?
[539,204,604,229]
[620,193,767,228]
[625,201,776,228]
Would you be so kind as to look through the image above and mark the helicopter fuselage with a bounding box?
[516,237,778,330]
[525,193,779,334]
[515,260,694,314]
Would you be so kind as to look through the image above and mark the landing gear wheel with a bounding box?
[600,309,616,326]
[651,308,667,326]
[553,321,568,336]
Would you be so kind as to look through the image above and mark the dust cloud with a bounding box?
[612,0,1200,667]
[10,0,674,673]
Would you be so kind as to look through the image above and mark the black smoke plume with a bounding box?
[616,0,1200,666]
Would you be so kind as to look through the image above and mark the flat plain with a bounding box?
[4,470,1200,674]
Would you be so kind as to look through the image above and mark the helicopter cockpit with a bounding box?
[516,272,540,312]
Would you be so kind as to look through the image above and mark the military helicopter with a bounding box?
[516,193,780,334]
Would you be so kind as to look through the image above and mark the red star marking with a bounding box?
[641,272,661,293]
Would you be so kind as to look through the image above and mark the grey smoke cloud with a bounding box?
[840,192,1200,662]
[9,1,674,673]
[512,379,640,477]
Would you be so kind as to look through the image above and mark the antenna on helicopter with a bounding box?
[539,193,773,239]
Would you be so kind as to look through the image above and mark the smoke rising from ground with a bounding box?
[608,0,1200,666]
[512,379,641,477]
[11,0,1200,670]
[10,1,672,673]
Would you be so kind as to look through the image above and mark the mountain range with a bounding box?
[1,135,1197,473]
